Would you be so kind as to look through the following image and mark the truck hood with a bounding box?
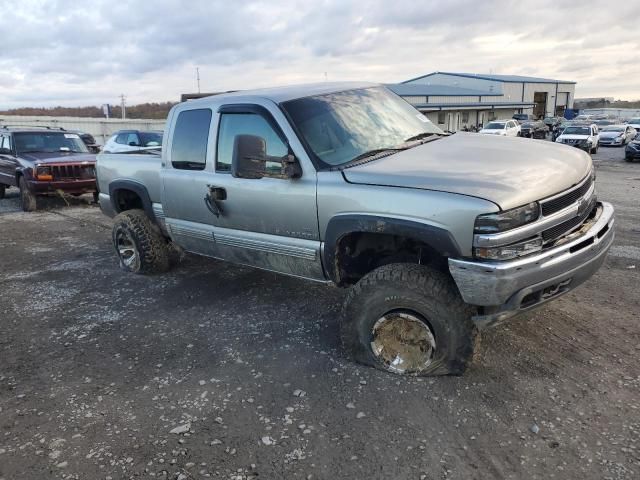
[20,152,97,164]
[342,133,592,210]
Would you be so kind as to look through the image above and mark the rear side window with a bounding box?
[171,109,212,170]
[115,133,128,144]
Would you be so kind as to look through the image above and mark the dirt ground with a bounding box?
[0,145,639,480]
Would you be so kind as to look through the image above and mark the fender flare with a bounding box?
[108,180,156,222]
[322,214,461,283]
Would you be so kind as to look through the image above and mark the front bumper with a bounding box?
[625,147,640,158]
[28,179,96,194]
[448,202,615,328]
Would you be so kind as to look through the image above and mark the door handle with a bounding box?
[204,185,226,217]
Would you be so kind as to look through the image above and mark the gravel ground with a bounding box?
[0,143,638,480]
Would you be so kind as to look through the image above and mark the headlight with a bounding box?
[474,202,540,234]
[34,165,53,181]
[579,139,592,146]
[474,236,543,260]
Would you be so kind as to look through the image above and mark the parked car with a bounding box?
[74,131,101,153]
[103,130,163,153]
[520,120,548,139]
[478,120,521,136]
[551,119,572,142]
[512,113,535,123]
[593,119,616,130]
[598,125,637,147]
[96,82,614,377]
[0,127,97,210]
[625,132,640,162]
[555,124,600,153]
[626,118,640,130]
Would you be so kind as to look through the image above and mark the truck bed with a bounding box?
[96,151,163,205]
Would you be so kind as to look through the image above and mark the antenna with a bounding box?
[196,67,201,93]
[119,94,126,120]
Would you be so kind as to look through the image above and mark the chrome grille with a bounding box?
[541,174,593,216]
[542,200,594,243]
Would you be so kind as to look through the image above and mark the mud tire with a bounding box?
[19,177,37,212]
[341,263,478,376]
[0,183,6,199]
[112,209,170,274]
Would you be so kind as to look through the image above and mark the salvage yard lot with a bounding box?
[0,145,639,479]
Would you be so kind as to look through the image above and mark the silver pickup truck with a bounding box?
[97,82,615,376]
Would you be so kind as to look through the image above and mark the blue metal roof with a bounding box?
[387,83,498,97]
[403,72,576,85]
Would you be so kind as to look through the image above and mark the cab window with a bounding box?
[171,109,212,170]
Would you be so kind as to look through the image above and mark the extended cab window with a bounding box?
[216,113,287,173]
[171,109,212,170]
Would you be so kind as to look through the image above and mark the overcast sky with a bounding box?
[0,0,638,109]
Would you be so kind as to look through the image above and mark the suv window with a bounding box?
[126,133,140,146]
[216,113,287,173]
[171,109,212,170]
[115,133,128,144]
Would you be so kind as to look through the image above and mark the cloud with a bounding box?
[0,0,638,108]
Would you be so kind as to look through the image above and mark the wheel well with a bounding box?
[334,232,448,286]
[112,188,144,213]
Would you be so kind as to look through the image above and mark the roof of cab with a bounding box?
[185,82,378,105]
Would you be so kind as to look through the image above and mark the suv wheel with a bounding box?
[341,263,478,376]
[0,184,6,199]
[591,144,598,154]
[112,209,170,274]
[19,177,37,211]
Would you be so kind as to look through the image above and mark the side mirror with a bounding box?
[128,141,139,147]
[232,134,267,179]
[231,134,303,180]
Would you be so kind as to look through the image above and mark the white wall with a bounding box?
[0,115,166,145]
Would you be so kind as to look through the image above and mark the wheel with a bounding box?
[341,264,478,376]
[625,156,633,163]
[0,184,6,199]
[92,191,99,203]
[591,145,598,154]
[112,209,170,274]
[19,176,37,211]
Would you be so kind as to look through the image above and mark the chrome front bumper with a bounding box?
[448,202,615,327]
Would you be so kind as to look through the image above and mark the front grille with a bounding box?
[541,175,593,216]
[542,198,595,243]
[51,164,95,180]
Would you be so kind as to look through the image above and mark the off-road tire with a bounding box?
[19,177,37,212]
[0,184,6,199]
[341,263,478,376]
[112,209,170,274]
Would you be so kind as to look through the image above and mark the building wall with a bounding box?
[0,115,166,145]
[406,74,576,118]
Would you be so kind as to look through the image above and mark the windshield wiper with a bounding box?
[404,132,440,142]
[332,148,406,171]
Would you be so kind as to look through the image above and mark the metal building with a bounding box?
[390,72,576,132]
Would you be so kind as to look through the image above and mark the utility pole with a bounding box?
[196,67,201,93]
[119,94,126,120]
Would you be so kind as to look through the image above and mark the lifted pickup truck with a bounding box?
[97,83,615,376]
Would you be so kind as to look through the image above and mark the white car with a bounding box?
[555,124,599,154]
[103,130,163,153]
[626,118,640,130]
[598,125,637,147]
[478,120,521,137]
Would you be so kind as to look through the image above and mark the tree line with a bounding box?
[0,102,177,120]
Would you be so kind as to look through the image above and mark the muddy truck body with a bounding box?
[96,82,615,376]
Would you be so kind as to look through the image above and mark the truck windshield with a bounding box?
[14,132,90,154]
[281,86,443,168]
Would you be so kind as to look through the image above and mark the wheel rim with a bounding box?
[370,311,436,374]
[115,229,139,269]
